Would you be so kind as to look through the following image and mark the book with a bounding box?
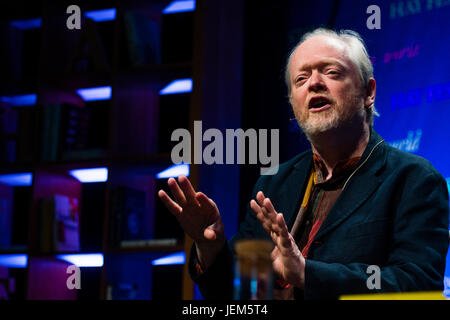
[16,107,37,163]
[53,194,80,252]
[106,282,138,300]
[59,101,109,161]
[119,238,177,248]
[0,197,12,248]
[40,104,62,162]
[60,103,94,161]
[38,198,55,253]
[123,11,161,67]
[68,18,110,73]
[0,104,18,164]
[110,187,146,247]
[38,195,80,252]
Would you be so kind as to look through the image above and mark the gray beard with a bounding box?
[298,107,341,137]
[297,102,366,140]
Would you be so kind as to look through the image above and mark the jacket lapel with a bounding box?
[312,128,387,242]
[280,152,313,230]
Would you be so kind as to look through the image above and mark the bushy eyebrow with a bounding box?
[295,58,348,73]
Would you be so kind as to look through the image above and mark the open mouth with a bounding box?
[309,96,332,109]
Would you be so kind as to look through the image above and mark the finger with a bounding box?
[256,191,266,206]
[250,199,263,217]
[276,213,292,249]
[262,198,278,223]
[270,230,280,244]
[196,192,218,216]
[203,227,217,241]
[178,176,199,204]
[255,192,276,223]
[158,190,182,215]
[263,197,277,215]
[250,200,272,234]
[271,246,279,261]
[167,178,187,206]
[196,192,211,209]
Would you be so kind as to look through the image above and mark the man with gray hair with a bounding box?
[158,28,449,300]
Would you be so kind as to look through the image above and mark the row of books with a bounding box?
[1,9,164,82]
[0,104,37,164]
[37,188,181,254]
[40,103,108,162]
[36,189,183,253]
[108,186,183,248]
[0,102,107,165]
[38,194,81,253]
[1,183,182,254]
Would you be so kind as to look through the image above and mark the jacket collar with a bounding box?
[287,127,387,239]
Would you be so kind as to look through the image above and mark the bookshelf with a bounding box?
[0,0,197,300]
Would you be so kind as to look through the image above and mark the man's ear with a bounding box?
[364,78,376,107]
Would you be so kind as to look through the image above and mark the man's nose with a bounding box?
[308,71,326,92]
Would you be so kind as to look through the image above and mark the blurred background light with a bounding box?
[152,251,185,266]
[156,164,189,179]
[0,173,33,186]
[10,18,42,30]
[76,86,112,101]
[57,253,104,267]
[163,0,195,14]
[84,8,116,22]
[159,79,192,95]
[69,167,108,183]
[0,254,28,268]
[0,94,37,107]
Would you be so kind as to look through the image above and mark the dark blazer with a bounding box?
[189,128,449,300]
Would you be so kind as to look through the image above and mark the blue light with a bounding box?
[0,94,37,107]
[0,173,33,186]
[10,18,42,30]
[76,86,112,101]
[446,177,450,195]
[152,251,185,266]
[163,0,196,14]
[0,254,28,268]
[156,164,189,179]
[159,79,193,95]
[444,276,450,298]
[84,8,116,22]
[57,253,104,267]
[69,167,108,183]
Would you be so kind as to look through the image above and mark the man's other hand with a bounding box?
[158,175,225,269]
[250,191,305,289]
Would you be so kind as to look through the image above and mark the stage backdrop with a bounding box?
[332,0,450,296]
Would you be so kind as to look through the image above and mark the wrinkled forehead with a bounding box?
[291,35,354,72]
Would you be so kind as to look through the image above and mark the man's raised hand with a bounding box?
[250,191,305,289]
[158,175,225,268]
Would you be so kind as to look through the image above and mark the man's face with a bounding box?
[289,36,366,137]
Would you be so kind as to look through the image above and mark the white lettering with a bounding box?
[366,5,381,29]
[66,265,81,290]
[66,5,81,30]
[366,265,381,290]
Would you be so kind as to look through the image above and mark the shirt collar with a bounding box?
[312,153,361,185]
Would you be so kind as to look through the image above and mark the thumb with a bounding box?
[203,228,217,240]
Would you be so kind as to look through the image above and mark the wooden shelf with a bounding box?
[0,153,174,174]
[106,243,185,254]
[0,0,197,300]
[116,62,192,90]
[0,246,28,255]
